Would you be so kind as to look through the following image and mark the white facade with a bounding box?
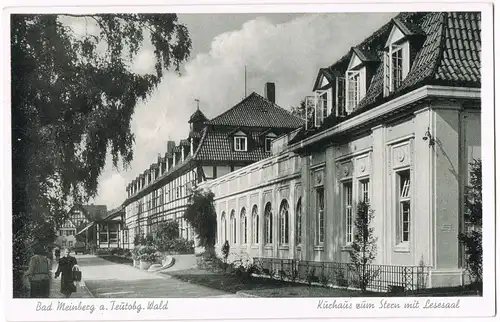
[201,86,481,288]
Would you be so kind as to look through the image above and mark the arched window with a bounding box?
[296,198,302,245]
[221,212,227,243]
[240,207,247,244]
[264,202,273,244]
[251,205,259,244]
[230,210,236,244]
[279,200,289,245]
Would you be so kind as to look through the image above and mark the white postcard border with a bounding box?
[1,1,496,321]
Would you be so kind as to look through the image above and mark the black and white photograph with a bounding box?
[2,1,496,321]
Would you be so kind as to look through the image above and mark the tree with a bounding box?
[183,187,217,255]
[349,201,378,293]
[290,98,314,128]
[11,14,191,296]
[459,159,482,285]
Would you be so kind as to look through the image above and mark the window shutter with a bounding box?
[383,51,390,96]
[314,93,326,127]
[336,76,346,116]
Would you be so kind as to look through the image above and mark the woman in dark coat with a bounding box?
[54,248,77,298]
[25,244,51,298]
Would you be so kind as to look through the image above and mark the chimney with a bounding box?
[167,141,176,153]
[265,82,275,104]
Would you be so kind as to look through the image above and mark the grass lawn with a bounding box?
[98,254,134,266]
[165,268,482,298]
[164,268,361,296]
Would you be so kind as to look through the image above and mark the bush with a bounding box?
[160,238,194,254]
[306,268,318,285]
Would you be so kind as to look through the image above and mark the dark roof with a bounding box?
[298,12,480,141]
[81,205,108,221]
[189,109,208,123]
[180,139,190,146]
[207,92,304,128]
[189,131,202,139]
[193,127,270,162]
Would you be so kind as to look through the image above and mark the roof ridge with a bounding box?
[192,126,209,160]
[429,12,449,82]
[250,91,304,122]
[208,92,259,124]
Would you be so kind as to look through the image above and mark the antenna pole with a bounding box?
[244,65,247,98]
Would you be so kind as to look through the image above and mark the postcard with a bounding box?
[2,1,496,321]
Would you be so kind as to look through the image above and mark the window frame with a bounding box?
[391,45,404,90]
[396,169,411,245]
[230,210,237,244]
[240,207,247,245]
[234,136,248,152]
[220,212,227,243]
[251,205,259,244]
[315,186,325,245]
[343,180,354,245]
[279,200,289,246]
[296,198,302,246]
[346,70,361,113]
[264,202,273,245]
[314,90,329,127]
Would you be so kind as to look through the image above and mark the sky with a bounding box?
[91,12,397,209]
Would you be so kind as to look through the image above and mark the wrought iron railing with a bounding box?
[252,257,430,293]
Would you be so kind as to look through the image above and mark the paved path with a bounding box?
[77,255,239,298]
[49,260,92,298]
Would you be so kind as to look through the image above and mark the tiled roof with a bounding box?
[434,12,481,83]
[189,109,208,123]
[81,205,108,221]
[208,92,304,128]
[193,127,270,162]
[180,139,190,146]
[308,12,480,133]
[189,131,202,139]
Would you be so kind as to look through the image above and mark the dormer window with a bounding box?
[234,136,247,152]
[384,21,413,96]
[344,48,367,113]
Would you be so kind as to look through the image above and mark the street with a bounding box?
[63,255,239,298]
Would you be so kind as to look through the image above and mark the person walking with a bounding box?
[54,248,77,298]
[54,248,60,263]
[24,244,51,298]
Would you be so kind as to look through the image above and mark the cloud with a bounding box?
[93,12,396,208]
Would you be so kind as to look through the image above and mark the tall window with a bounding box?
[251,205,259,244]
[221,212,227,243]
[359,179,370,203]
[336,77,346,116]
[346,71,361,112]
[316,187,325,245]
[315,92,328,127]
[264,202,273,244]
[279,200,289,245]
[398,170,411,243]
[344,181,353,244]
[296,198,302,245]
[240,208,247,244]
[234,136,247,152]
[391,47,403,90]
[230,210,236,244]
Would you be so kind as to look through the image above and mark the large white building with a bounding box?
[122,84,303,244]
[200,12,481,289]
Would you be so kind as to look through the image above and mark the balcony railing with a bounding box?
[253,257,430,293]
